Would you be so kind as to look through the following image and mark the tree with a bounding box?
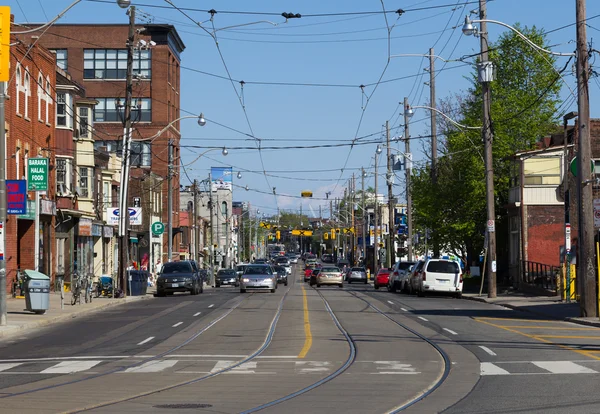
[411,25,562,269]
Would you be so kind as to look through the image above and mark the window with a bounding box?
[130,141,151,167]
[52,49,68,70]
[37,74,43,121]
[92,98,151,123]
[78,167,89,198]
[83,49,151,80]
[56,92,73,128]
[78,106,91,138]
[523,157,561,185]
[15,65,21,114]
[45,77,51,124]
[56,158,72,195]
[24,71,30,118]
[103,181,110,207]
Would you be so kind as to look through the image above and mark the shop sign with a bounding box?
[91,224,102,237]
[27,158,48,191]
[78,218,92,236]
[7,179,27,214]
[106,207,142,226]
[40,199,56,216]
[17,199,36,220]
[103,226,114,238]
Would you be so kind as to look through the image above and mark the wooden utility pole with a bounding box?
[403,97,413,262]
[479,0,497,298]
[576,0,595,317]
[386,120,395,268]
[429,47,440,258]
[374,154,379,274]
[361,168,366,265]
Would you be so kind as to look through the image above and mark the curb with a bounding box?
[0,294,154,340]
[463,295,600,328]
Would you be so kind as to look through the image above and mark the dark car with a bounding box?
[273,265,288,286]
[254,258,268,264]
[309,268,321,286]
[157,260,203,296]
[321,253,334,263]
[216,268,239,287]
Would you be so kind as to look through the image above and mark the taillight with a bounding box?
[422,272,426,281]
[459,275,463,283]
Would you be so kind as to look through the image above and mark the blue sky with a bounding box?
[9,0,600,219]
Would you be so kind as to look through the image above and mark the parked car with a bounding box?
[346,267,367,284]
[374,268,391,290]
[410,259,463,298]
[387,261,416,293]
[156,260,203,296]
[273,265,288,286]
[216,268,239,287]
[408,260,426,294]
[315,266,343,288]
[240,264,277,293]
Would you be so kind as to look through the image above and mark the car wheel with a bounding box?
[417,289,425,297]
[157,290,165,297]
[240,288,246,293]
[348,280,352,284]
[455,292,462,299]
[389,283,396,293]
[339,284,343,288]
[364,280,367,284]
[374,283,379,289]
[216,283,220,288]
[199,284,204,294]
[284,281,288,286]
[316,284,321,288]
[270,288,276,293]
[386,284,392,292]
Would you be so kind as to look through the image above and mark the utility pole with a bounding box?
[576,0,595,317]
[167,140,174,262]
[386,120,394,268]
[478,0,497,298]
[361,168,366,266]
[351,173,356,264]
[429,47,439,258]
[0,81,6,325]
[118,5,136,293]
[224,202,229,268]
[403,97,413,262]
[193,179,199,263]
[374,153,379,275]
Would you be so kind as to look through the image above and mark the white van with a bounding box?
[413,259,463,298]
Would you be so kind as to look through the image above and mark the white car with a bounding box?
[411,259,463,298]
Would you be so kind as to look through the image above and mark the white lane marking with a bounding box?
[41,360,102,374]
[480,362,510,376]
[193,312,201,316]
[0,356,128,363]
[172,322,183,327]
[400,308,408,312]
[479,346,497,356]
[533,361,598,374]
[210,360,234,373]
[208,304,214,308]
[0,363,22,372]
[296,361,331,374]
[443,328,458,335]
[387,300,394,305]
[373,361,420,374]
[418,316,429,322]
[124,360,179,373]
[137,337,154,346]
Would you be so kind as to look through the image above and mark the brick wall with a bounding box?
[526,205,564,266]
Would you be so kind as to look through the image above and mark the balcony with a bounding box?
[508,185,562,206]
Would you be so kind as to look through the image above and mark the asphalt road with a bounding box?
[0,263,599,413]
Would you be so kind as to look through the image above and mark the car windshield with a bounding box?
[244,266,272,275]
[351,267,365,272]
[397,262,415,271]
[218,270,236,276]
[321,267,340,272]
[161,262,193,273]
[427,261,460,273]
[236,265,247,272]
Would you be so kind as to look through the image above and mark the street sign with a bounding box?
[570,156,595,177]
[151,222,165,235]
[260,222,271,229]
[292,229,313,236]
[7,180,27,214]
[487,219,495,233]
[107,207,143,226]
[27,158,48,191]
[343,227,355,234]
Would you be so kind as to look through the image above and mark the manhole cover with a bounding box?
[154,404,213,409]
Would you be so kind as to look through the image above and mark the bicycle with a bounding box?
[71,273,82,306]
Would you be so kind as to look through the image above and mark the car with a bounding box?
[216,268,239,287]
[156,260,203,296]
[305,258,318,267]
[273,265,288,286]
[287,254,299,264]
[387,261,416,293]
[304,265,315,282]
[321,253,334,263]
[374,268,391,290]
[273,256,292,274]
[309,268,321,286]
[254,258,268,264]
[240,264,278,293]
[407,260,426,294]
[315,266,343,288]
[337,258,351,269]
[411,258,463,298]
[236,264,249,279]
[346,267,367,284]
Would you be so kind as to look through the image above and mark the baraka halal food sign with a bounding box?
[27,158,48,191]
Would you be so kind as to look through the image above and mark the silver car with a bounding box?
[240,264,277,293]
[346,267,367,284]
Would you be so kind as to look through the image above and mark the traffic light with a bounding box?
[276,230,281,240]
[324,232,329,240]
[0,7,9,82]
[331,229,336,240]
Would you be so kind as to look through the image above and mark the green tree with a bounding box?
[411,25,562,268]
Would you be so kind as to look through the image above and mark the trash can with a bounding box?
[127,271,149,296]
[23,270,50,314]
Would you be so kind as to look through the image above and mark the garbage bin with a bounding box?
[127,271,149,296]
[23,270,50,314]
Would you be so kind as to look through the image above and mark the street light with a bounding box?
[198,113,206,126]
[116,0,131,8]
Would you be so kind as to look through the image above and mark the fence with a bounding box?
[521,260,560,291]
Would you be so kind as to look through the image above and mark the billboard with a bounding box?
[106,207,143,226]
[211,167,233,191]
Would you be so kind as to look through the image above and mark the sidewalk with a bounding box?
[0,289,155,340]
[464,291,600,328]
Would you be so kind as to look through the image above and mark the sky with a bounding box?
[8,0,600,220]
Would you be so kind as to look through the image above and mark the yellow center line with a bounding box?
[298,285,313,358]
[499,326,600,330]
[473,317,600,361]
[536,335,600,339]
[476,317,560,323]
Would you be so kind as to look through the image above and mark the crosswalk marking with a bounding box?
[123,360,179,373]
[296,361,330,374]
[41,360,102,374]
[210,360,234,373]
[373,361,420,375]
[481,362,510,376]
[532,361,598,374]
[0,363,22,372]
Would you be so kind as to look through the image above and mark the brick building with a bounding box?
[28,23,185,264]
[5,33,57,289]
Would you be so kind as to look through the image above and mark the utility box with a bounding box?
[478,61,495,83]
[24,270,50,314]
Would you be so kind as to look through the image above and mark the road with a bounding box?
[0,263,599,413]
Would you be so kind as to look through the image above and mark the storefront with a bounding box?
[39,199,56,280]
[103,226,115,276]
[92,222,103,278]
[76,217,94,277]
